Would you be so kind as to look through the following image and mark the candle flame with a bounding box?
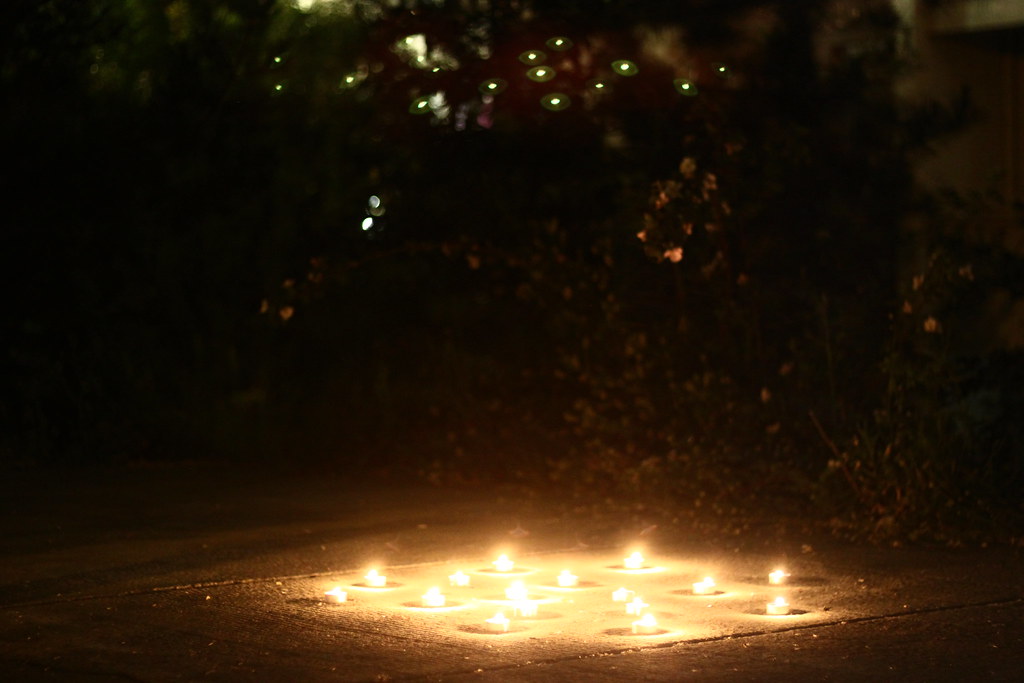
[505,579,528,601]
[324,586,347,602]
[493,554,515,572]
[636,613,657,627]
[612,587,633,602]
[449,570,470,586]
[624,551,645,569]
[626,596,649,615]
[485,611,510,631]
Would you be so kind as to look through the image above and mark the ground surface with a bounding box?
[0,464,1021,681]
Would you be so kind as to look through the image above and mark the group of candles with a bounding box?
[323,551,798,634]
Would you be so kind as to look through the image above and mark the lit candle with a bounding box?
[623,551,645,569]
[364,569,387,587]
[514,600,538,618]
[769,569,789,585]
[421,586,446,607]
[449,570,471,587]
[493,554,515,572]
[612,587,634,602]
[324,586,348,603]
[505,580,528,601]
[692,577,716,595]
[485,611,510,633]
[625,596,649,616]
[631,613,659,635]
[766,596,790,615]
[556,570,578,587]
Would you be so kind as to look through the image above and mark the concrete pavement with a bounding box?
[0,465,1021,681]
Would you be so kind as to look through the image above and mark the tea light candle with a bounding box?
[449,570,471,587]
[623,552,645,569]
[364,569,387,587]
[514,600,538,618]
[766,596,790,615]
[769,569,789,585]
[505,580,528,601]
[557,570,578,587]
[493,554,515,572]
[612,587,634,602]
[631,613,659,635]
[625,596,649,616]
[692,577,716,595]
[324,587,348,603]
[421,586,446,607]
[485,611,510,633]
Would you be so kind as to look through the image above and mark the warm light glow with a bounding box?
[505,580,528,601]
[692,577,716,595]
[449,570,470,587]
[625,596,649,616]
[514,600,538,617]
[493,554,515,572]
[421,586,446,607]
[556,570,578,587]
[485,611,510,632]
[364,569,387,587]
[631,612,659,634]
[769,569,789,585]
[766,596,791,615]
[624,552,645,569]
[612,587,634,602]
[324,586,347,603]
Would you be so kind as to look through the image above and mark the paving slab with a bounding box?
[0,466,1021,681]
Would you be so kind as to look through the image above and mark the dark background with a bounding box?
[2,0,1022,542]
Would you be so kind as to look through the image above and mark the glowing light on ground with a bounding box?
[324,587,347,603]
[692,577,716,595]
[421,587,446,607]
[612,587,634,602]
[556,570,578,587]
[364,569,386,587]
[625,596,649,616]
[766,596,791,615]
[493,554,514,572]
[624,552,645,570]
[769,569,789,585]
[485,611,510,633]
[449,570,470,587]
[631,613,659,635]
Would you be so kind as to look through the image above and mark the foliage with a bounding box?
[819,196,1024,542]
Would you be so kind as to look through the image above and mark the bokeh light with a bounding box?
[478,78,507,95]
[526,66,556,83]
[518,50,546,65]
[540,93,571,111]
[545,36,573,51]
[611,60,639,76]
[673,78,698,96]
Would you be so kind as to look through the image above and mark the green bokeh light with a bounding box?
[673,78,698,96]
[526,66,556,83]
[409,96,432,114]
[712,62,730,78]
[478,78,507,95]
[540,93,570,111]
[545,36,573,51]
[611,60,638,76]
[518,50,546,65]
